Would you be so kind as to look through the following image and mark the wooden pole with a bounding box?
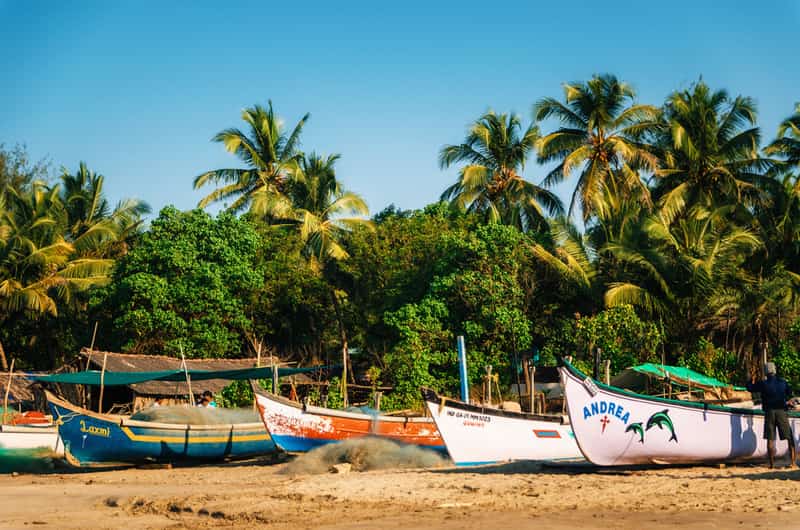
[180,351,194,405]
[97,353,108,413]
[3,359,15,425]
[272,362,279,394]
[604,359,611,385]
[522,358,531,405]
[530,365,536,414]
[85,321,99,370]
[485,365,492,406]
[373,391,382,411]
[341,344,348,408]
[254,342,262,411]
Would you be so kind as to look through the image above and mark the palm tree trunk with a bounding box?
[0,338,7,372]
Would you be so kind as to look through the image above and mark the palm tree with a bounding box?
[194,101,309,213]
[765,103,800,175]
[604,205,762,322]
[532,217,601,311]
[439,111,563,232]
[0,183,112,370]
[533,74,660,220]
[653,81,774,211]
[59,162,150,257]
[275,153,373,262]
[260,152,371,404]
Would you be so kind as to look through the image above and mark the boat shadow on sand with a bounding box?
[431,459,800,478]
[2,452,287,475]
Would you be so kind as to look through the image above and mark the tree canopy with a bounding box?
[6,80,800,408]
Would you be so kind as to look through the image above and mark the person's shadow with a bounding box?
[728,412,758,459]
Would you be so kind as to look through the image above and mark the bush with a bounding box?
[678,338,740,384]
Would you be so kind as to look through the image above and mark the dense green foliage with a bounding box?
[95,207,262,357]
[5,78,800,408]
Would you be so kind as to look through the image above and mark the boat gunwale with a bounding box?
[559,358,796,418]
[0,424,58,434]
[254,385,436,424]
[45,390,267,431]
[420,387,569,424]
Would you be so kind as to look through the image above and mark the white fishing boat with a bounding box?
[559,358,799,466]
[0,424,64,456]
[421,388,583,466]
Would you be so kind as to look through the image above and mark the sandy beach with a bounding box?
[2,452,800,530]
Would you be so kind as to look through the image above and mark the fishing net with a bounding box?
[283,437,448,474]
[129,406,260,425]
[0,447,57,474]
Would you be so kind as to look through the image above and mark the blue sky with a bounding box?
[1,1,798,218]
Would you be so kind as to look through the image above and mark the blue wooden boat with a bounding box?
[46,391,275,467]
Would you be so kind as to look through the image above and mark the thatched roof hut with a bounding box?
[0,373,38,404]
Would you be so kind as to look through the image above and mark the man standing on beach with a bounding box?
[747,362,796,469]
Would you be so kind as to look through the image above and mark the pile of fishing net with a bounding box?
[130,406,260,425]
[283,437,449,474]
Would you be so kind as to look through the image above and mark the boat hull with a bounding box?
[422,388,582,466]
[47,392,275,467]
[559,360,800,466]
[254,389,445,453]
[0,425,64,457]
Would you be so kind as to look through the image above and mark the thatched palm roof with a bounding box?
[79,348,295,396]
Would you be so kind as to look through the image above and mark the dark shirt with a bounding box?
[746,375,791,410]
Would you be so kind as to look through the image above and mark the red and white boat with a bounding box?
[253,387,445,453]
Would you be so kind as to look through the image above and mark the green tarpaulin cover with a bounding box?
[628,363,744,390]
[28,365,327,386]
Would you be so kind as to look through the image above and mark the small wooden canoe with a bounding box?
[559,358,800,466]
[46,391,275,467]
[253,387,445,453]
[422,388,582,466]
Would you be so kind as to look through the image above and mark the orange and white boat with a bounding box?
[253,387,445,453]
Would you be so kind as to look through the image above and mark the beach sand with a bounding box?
[1,457,799,529]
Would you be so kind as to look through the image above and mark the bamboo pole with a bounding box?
[180,351,194,405]
[3,359,15,425]
[341,344,349,408]
[85,322,99,370]
[83,322,100,408]
[254,342,262,411]
[522,358,531,408]
[485,365,492,406]
[97,353,108,413]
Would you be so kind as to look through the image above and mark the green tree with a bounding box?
[97,207,263,357]
[193,101,309,213]
[0,144,50,195]
[440,111,563,232]
[383,224,534,408]
[534,74,659,219]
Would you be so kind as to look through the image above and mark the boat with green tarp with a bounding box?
[31,365,324,467]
